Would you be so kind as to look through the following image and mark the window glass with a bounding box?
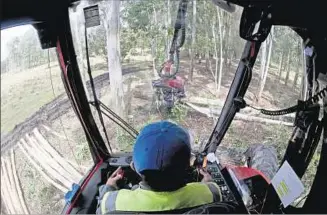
[1,25,93,214]
[70,1,316,206]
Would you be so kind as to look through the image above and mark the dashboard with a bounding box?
[107,153,247,209]
[64,153,253,214]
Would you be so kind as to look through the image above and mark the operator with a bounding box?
[96,121,222,214]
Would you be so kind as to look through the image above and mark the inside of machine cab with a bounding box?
[1,0,326,214]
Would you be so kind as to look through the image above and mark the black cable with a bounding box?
[84,26,112,153]
[306,85,326,105]
[169,0,188,54]
[242,85,326,116]
[247,103,298,116]
[157,0,188,78]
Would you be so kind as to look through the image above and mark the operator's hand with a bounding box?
[106,167,123,189]
[199,167,213,183]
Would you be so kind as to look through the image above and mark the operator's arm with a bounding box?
[200,167,222,202]
[96,167,123,214]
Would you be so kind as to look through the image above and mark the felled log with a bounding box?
[1,161,16,214]
[27,134,76,183]
[185,99,295,120]
[41,124,70,140]
[1,186,12,214]
[4,158,24,214]
[18,142,68,193]
[185,102,293,127]
[21,138,72,188]
[4,159,22,214]
[33,128,82,180]
[11,150,29,214]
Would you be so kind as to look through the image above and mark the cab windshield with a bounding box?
[0,0,316,214]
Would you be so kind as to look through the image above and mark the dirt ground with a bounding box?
[1,54,313,213]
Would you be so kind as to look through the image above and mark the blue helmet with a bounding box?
[133,121,191,174]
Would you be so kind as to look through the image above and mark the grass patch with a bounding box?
[1,64,63,133]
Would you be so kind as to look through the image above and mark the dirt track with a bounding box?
[0,66,149,153]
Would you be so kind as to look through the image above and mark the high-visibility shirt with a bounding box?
[97,182,222,214]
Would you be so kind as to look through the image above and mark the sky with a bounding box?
[1,25,31,61]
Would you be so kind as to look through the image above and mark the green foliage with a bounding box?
[122,0,154,31]
[121,28,142,60]
[88,26,107,61]
[116,127,135,151]
[1,28,51,73]
[168,103,188,124]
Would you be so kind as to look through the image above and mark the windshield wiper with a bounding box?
[84,26,113,153]
[84,25,139,151]
[89,100,139,139]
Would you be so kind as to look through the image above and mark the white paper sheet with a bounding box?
[271,161,305,207]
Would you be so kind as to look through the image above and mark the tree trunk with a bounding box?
[106,0,125,117]
[217,8,223,93]
[212,16,218,89]
[166,0,171,58]
[72,2,90,99]
[189,0,197,81]
[260,40,268,80]
[278,50,284,80]
[300,42,307,100]
[151,4,158,77]
[293,67,301,88]
[265,28,273,74]
[257,27,274,102]
[284,49,291,85]
[293,41,302,88]
[203,1,209,72]
[205,29,210,72]
[226,18,232,68]
[256,39,267,102]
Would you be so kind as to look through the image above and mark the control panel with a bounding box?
[108,154,133,167]
[107,153,237,204]
[206,161,235,202]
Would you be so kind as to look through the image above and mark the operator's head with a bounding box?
[133,120,191,191]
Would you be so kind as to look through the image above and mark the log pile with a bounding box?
[1,150,29,214]
[1,127,83,214]
[17,128,83,192]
